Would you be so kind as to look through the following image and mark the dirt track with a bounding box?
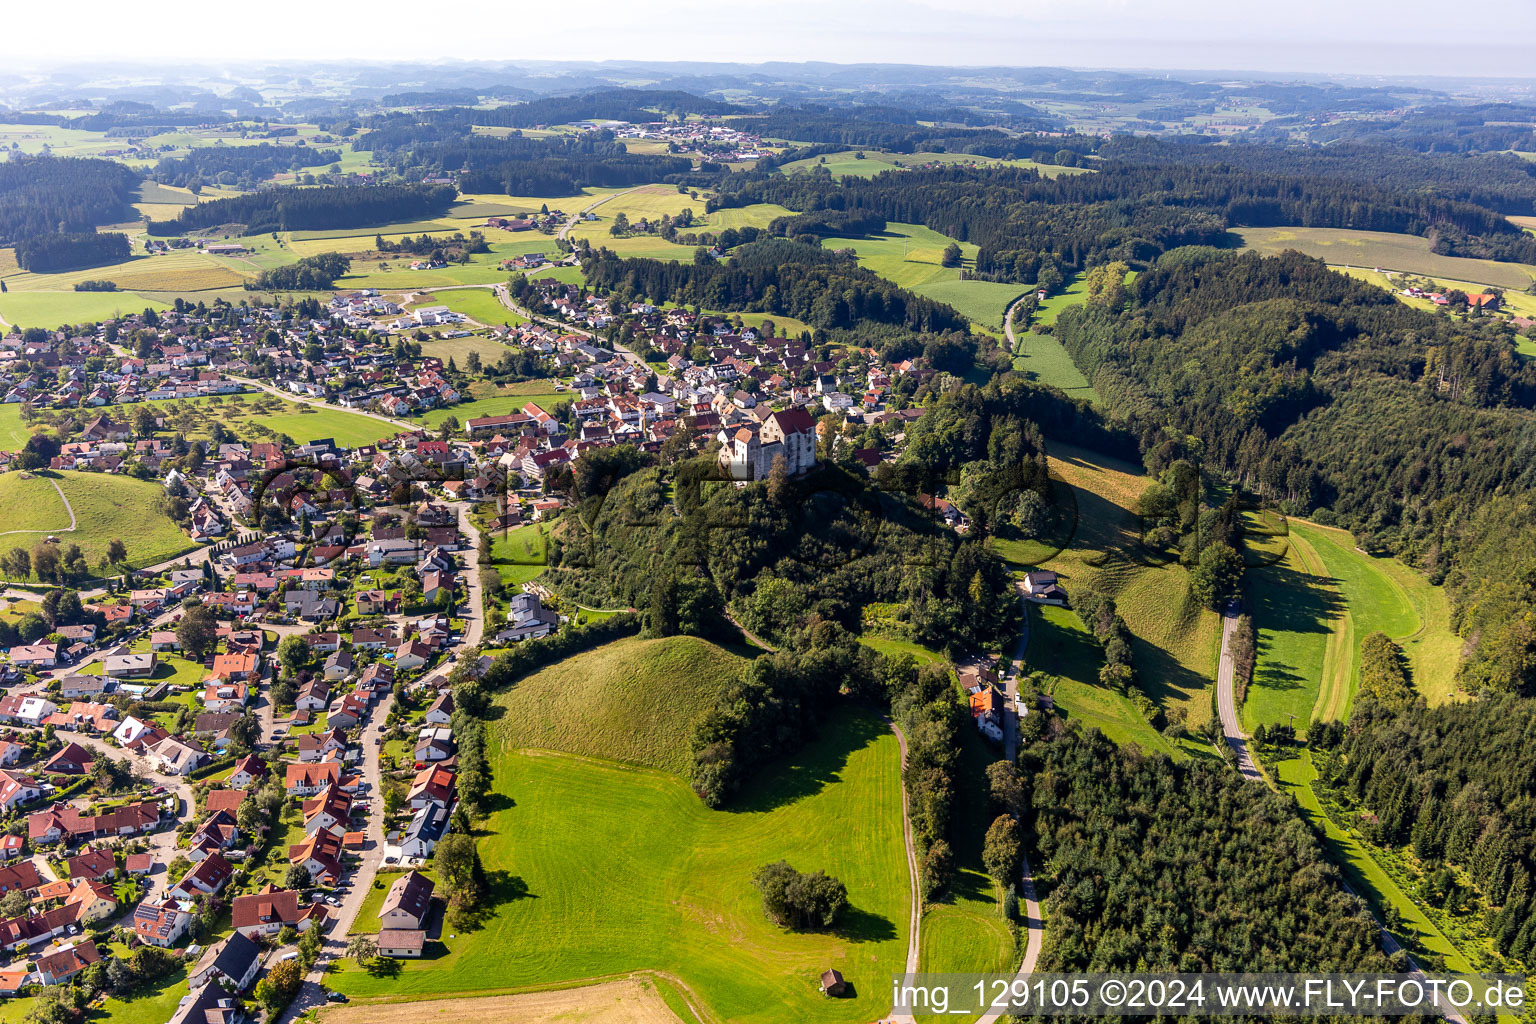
[316,979,686,1024]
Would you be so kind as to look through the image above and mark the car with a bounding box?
[383,856,397,864]
[149,785,165,795]
[326,992,348,1003]
[325,896,340,906]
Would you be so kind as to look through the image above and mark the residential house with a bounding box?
[0,771,41,812]
[102,651,157,678]
[227,754,267,790]
[35,940,101,985]
[189,932,262,993]
[171,852,233,899]
[379,870,434,928]
[399,803,448,859]
[168,984,245,1024]
[44,741,95,775]
[288,831,345,885]
[296,727,348,763]
[231,885,325,940]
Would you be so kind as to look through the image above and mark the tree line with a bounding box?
[147,183,458,235]
[150,143,341,189]
[0,154,139,246]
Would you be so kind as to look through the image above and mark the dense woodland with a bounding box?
[581,237,968,334]
[1025,728,1397,978]
[146,183,457,235]
[547,449,1018,657]
[1317,695,1536,964]
[361,121,697,196]
[0,155,139,246]
[13,230,131,273]
[150,143,341,189]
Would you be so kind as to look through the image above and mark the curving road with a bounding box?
[555,185,650,242]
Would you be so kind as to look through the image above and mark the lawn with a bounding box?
[492,635,746,774]
[487,521,554,588]
[1238,226,1536,292]
[328,707,911,1024]
[351,868,440,934]
[92,966,193,1024]
[1031,272,1090,326]
[420,389,566,430]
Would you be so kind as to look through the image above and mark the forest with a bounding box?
[14,230,131,272]
[0,155,140,245]
[146,183,458,235]
[150,143,342,189]
[547,449,1019,657]
[359,123,696,196]
[1024,728,1397,979]
[580,237,969,334]
[1316,694,1536,964]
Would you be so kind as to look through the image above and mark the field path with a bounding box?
[1216,609,1262,780]
[0,478,76,538]
[888,719,923,1024]
[1003,295,1024,352]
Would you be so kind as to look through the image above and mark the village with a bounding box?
[0,250,1002,1022]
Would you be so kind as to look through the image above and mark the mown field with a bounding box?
[1237,226,1536,291]
[563,185,793,263]
[328,697,911,1024]
[492,635,747,774]
[315,980,690,1024]
[1000,443,1223,750]
[487,522,554,589]
[418,383,566,430]
[1244,520,1460,736]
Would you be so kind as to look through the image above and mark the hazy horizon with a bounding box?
[10,0,1536,82]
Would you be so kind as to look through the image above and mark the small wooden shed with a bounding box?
[819,969,847,997]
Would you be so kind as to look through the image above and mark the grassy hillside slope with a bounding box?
[491,635,747,774]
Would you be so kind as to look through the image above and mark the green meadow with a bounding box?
[328,671,911,1024]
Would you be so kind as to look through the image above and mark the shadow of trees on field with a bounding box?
[1248,559,1345,697]
[835,903,898,944]
[726,709,889,815]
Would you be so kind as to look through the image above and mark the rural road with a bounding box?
[1003,295,1025,352]
[0,478,75,538]
[1215,609,1261,781]
[890,719,923,1020]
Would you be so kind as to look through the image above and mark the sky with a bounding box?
[11,0,1536,80]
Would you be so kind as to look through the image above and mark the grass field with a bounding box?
[1244,519,1460,736]
[492,636,746,774]
[420,388,566,429]
[418,332,517,367]
[917,721,1019,996]
[1339,266,1536,321]
[1031,273,1090,327]
[1027,445,1222,739]
[144,393,400,448]
[0,471,194,577]
[776,149,1089,181]
[1238,226,1536,292]
[0,473,73,535]
[816,222,1022,329]
[328,705,910,1024]
[412,287,525,328]
[488,521,554,588]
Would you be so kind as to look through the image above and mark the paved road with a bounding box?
[1002,582,1033,764]
[275,689,394,1024]
[1004,295,1025,352]
[1219,614,1465,1021]
[891,722,921,989]
[1215,609,1261,780]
